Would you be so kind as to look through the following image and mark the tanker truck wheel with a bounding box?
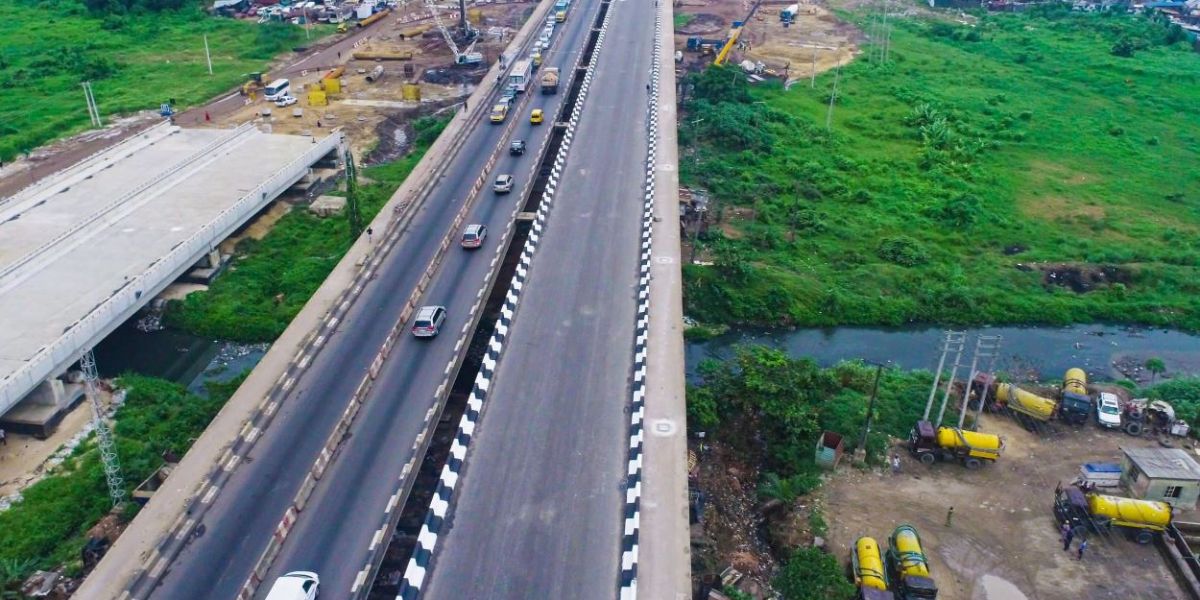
[919,452,936,466]
[1125,421,1144,436]
[964,457,982,470]
[1134,529,1154,545]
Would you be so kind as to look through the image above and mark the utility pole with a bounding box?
[204,35,213,75]
[82,82,102,127]
[857,362,886,452]
[810,47,817,88]
[825,57,841,131]
[345,150,364,237]
[82,350,125,508]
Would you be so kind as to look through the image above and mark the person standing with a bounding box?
[891,454,901,475]
[0,427,6,445]
[1077,539,1088,560]
[1062,526,1075,551]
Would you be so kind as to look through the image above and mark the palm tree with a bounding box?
[1145,357,1166,385]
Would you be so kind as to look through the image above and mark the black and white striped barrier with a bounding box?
[393,2,617,599]
[618,7,664,600]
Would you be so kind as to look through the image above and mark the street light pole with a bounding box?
[204,35,213,75]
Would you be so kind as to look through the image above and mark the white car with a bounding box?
[264,571,319,600]
[1097,392,1122,429]
[275,95,298,107]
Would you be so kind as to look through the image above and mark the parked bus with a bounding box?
[264,78,291,101]
[508,60,531,93]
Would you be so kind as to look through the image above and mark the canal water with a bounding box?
[686,324,1200,383]
[93,319,267,396]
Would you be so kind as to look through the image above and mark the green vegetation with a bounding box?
[0,375,244,589]
[690,345,932,479]
[682,8,1200,329]
[673,12,695,29]
[0,0,318,160]
[773,547,856,600]
[166,117,449,341]
[1145,377,1200,423]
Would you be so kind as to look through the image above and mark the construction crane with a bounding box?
[714,0,764,66]
[426,0,482,65]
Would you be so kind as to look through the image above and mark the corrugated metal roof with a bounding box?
[1124,447,1200,481]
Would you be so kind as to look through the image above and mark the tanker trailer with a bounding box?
[907,420,1003,469]
[1054,484,1171,544]
[994,383,1056,422]
[885,525,938,600]
[1059,368,1093,425]
[851,537,895,600]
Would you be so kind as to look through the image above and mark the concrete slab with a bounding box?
[0,124,342,415]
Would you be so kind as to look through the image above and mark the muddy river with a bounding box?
[686,324,1200,383]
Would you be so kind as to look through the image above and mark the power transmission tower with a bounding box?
[82,350,125,508]
[345,151,364,237]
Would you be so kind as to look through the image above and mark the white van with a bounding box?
[264,78,291,101]
[264,571,320,600]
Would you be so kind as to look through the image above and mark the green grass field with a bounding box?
[682,7,1200,329]
[0,0,317,160]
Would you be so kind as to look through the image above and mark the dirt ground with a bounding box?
[673,0,859,85]
[824,413,1191,600]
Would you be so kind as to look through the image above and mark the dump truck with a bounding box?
[851,537,895,600]
[906,420,1002,469]
[1054,484,1171,544]
[540,67,560,95]
[885,525,938,600]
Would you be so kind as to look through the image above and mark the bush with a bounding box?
[773,547,856,600]
[0,375,244,580]
[877,236,929,267]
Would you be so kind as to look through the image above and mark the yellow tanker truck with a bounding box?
[906,420,1003,470]
[885,525,938,600]
[1054,483,1171,544]
[851,537,895,600]
[994,371,1092,426]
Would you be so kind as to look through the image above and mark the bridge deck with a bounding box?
[0,124,338,412]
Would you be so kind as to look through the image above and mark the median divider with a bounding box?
[394,0,617,596]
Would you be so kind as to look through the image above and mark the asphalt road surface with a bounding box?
[421,0,656,596]
[147,7,600,599]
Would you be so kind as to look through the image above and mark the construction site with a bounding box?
[204,0,540,160]
[673,0,858,84]
[689,330,1200,600]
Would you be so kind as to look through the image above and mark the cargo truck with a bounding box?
[1054,483,1170,544]
[885,525,938,600]
[851,537,895,600]
[540,67,560,94]
[906,420,1003,469]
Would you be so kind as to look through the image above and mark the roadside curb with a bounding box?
[618,8,665,599]
[394,0,618,596]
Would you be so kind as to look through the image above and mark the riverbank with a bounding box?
[687,324,1200,385]
[0,375,244,592]
[687,344,1200,599]
[680,6,1200,331]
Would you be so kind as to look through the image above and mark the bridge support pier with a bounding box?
[0,378,86,438]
